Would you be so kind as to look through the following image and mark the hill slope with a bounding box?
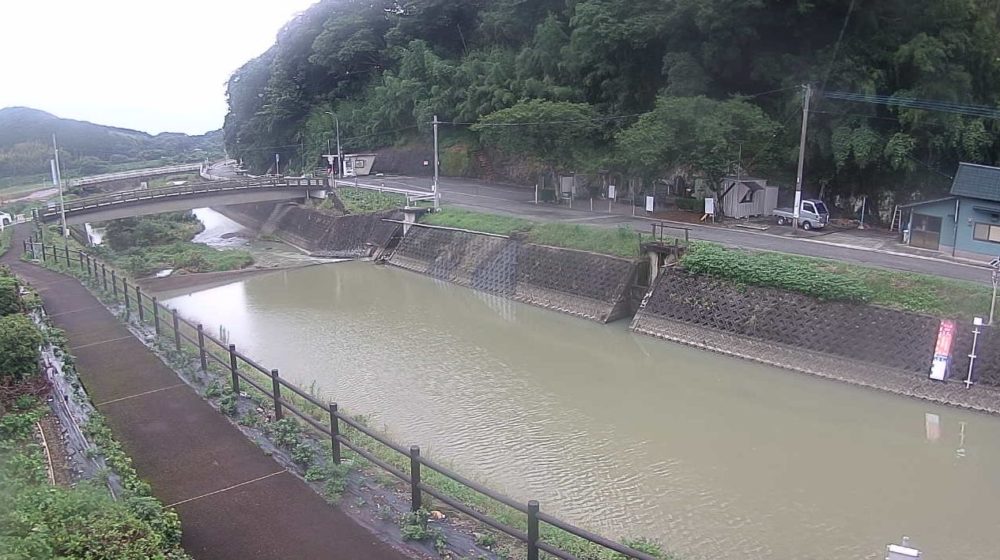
[0,107,223,181]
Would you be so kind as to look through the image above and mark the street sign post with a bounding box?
[990,256,1000,324]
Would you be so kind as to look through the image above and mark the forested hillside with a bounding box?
[224,0,1000,212]
[0,107,223,182]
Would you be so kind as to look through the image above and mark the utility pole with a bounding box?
[793,83,812,231]
[275,153,280,176]
[52,134,68,238]
[324,111,343,178]
[432,114,440,210]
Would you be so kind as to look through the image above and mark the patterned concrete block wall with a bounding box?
[218,203,402,258]
[632,268,1000,386]
[388,226,636,323]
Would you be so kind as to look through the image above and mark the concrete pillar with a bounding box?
[648,250,661,286]
[402,208,420,236]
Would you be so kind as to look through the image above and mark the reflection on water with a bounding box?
[165,262,1000,559]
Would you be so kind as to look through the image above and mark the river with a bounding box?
[163,209,1000,559]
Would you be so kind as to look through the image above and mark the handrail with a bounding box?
[67,163,202,187]
[25,238,665,560]
[42,177,329,219]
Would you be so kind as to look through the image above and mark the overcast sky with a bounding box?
[1,0,318,135]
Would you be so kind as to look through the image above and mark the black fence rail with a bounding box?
[24,237,661,560]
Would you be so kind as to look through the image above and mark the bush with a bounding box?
[0,314,43,382]
[679,243,873,302]
[674,197,702,212]
[0,276,21,316]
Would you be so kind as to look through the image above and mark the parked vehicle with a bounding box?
[772,199,830,230]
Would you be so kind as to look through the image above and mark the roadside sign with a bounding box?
[645,196,654,212]
[704,197,715,215]
[990,256,1000,269]
[608,185,616,199]
[929,319,956,381]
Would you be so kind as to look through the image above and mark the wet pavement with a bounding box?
[1,225,410,560]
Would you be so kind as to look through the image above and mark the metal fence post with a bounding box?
[527,500,540,560]
[101,264,108,292]
[172,309,181,352]
[78,251,84,271]
[64,244,70,263]
[197,324,208,373]
[152,297,160,336]
[40,244,46,263]
[111,269,118,298]
[86,254,93,278]
[329,403,341,464]
[123,279,131,320]
[271,369,283,420]
[135,285,144,323]
[228,344,240,392]
[409,445,422,511]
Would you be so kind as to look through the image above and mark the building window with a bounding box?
[973,222,1000,243]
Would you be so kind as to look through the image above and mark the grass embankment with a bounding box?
[423,208,644,258]
[336,187,407,214]
[95,212,253,277]
[0,267,189,558]
[0,226,11,256]
[680,243,991,318]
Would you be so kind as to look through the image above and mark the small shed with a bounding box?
[718,176,779,218]
[320,153,377,177]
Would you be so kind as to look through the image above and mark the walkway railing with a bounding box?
[42,177,328,221]
[24,237,661,560]
[334,178,436,206]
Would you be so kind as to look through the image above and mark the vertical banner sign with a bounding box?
[608,185,616,199]
[645,196,655,213]
[929,319,956,381]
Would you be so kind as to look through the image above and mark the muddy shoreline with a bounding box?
[137,263,319,296]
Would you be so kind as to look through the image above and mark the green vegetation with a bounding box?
[0,106,222,184]
[96,212,253,277]
[0,314,43,382]
[0,226,12,256]
[422,208,532,235]
[680,243,992,318]
[337,187,406,214]
[225,0,1000,211]
[422,208,643,258]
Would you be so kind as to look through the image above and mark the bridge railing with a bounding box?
[25,237,663,560]
[67,163,203,187]
[43,177,328,219]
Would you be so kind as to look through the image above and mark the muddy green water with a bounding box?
[164,259,1000,560]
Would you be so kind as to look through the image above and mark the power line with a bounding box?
[819,0,857,93]
[447,113,646,127]
[823,91,1000,119]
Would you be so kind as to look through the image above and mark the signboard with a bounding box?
[929,319,956,381]
[704,197,715,215]
[645,196,654,212]
[608,185,616,199]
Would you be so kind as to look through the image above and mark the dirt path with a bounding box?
[2,225,411,560]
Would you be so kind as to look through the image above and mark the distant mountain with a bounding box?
[0,107,223,180]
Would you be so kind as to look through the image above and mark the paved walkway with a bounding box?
[2,226,408,560]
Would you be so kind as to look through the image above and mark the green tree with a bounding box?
[0,314,42,382]
[472,100,601,186]
[616,96,780,191]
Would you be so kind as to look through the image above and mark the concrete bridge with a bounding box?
[41,177,328,225]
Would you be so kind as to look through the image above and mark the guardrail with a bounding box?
[650,222,690,245]
[334,179,435,206]
[42,177,328,219]
[25,237,662,560]
[67,164,203,187]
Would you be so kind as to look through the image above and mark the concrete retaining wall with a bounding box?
[631,268,1000,391]
[218,202,402,258]
[388,225,636,323]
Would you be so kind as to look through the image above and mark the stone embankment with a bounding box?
[218,202,401,259]
[388,224,637,323]
[631,267,1000,413]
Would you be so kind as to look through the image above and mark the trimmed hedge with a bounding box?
[679,243,873,302]
[0,276,20,316]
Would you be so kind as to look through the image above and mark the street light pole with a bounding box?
[432,114,440,210]
[324,111,343,179]
[52,134,68,238]
[793,83,812,231]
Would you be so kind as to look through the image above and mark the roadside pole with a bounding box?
[793,84,812,231]
[432,115,440,210]
[52,134,68,238]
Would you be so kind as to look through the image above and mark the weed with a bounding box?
[475,532,498,549]
[305,465,329,482]
[400,509,432,541]
[204,380,223,399]
[291,442,315,468]
[269,418,302,448]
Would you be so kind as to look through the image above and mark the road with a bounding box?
[206,163,992,285]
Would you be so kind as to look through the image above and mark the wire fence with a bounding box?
[24,236,662,560]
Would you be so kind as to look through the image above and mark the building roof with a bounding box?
[950,162,1000,202]
[899,196,956,209]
